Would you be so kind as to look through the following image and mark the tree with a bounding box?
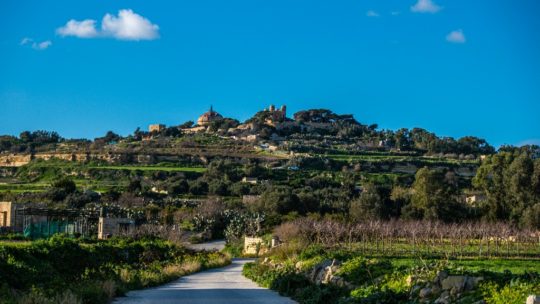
[394,128,411,150]
[208,180,230,196]
[51,178,77,194]
[19,131,32,143]
[390,186,412,217]
[408,167,464,221]
[179,121,194,129]
[127,180,142,193]
[103,131,121,143]
[349,183,388,221]
[522,203,540,229]
[505,153,534,221]
[230,182,251,196]
[94,131,121,145]
[47,178,77,202]
[457,136,495,155]
[254,186,299,215]
[167,179,189,195]
[189,180,209,195]
[133,127,144,141]
[473,150,539,225]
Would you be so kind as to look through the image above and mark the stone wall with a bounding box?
[98,217,135,239]
[0,154,32,167]
[244,236,264,255]
[0,202,24,231]
[0,201,13,227]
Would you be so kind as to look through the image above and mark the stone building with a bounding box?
[98,217,135,239]
[149,124,166,133]
[197,106,223,126]
[244,236,264,255]
[264,104,287,125]
[465,194,486,205]
[242,177,258,184]
[0,202,22,230]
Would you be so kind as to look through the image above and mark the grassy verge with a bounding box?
[0,236,230,304]
[243,244,540,304]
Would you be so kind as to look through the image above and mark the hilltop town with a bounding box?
[1,105,539,304]
[0,104,499,168]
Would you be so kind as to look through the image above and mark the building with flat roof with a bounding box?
[149,124,166,133]
[98,217,135,239]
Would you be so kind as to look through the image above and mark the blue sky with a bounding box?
[0,0,539,147]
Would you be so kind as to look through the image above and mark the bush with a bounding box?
[337,257,393,285]
[243,262,347,304]
[0,236,230,304]
[481,280,540,304]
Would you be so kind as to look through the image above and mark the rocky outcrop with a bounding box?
[412,270,484,303]
[307,259,352,289]
[0,154,32,167]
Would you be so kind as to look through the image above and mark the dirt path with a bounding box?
[114,258,296,304]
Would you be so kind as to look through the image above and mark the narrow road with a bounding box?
[114,258,296,304]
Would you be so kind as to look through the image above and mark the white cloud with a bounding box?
[33,40,52,50]
[20,37,52,50]
[102,9,159,40]
[56,9,159,41]
[411,0,442,13]
[366,10,380,17]
[20,37,33,45]
[56,19,98,38]
[446,29,466,43]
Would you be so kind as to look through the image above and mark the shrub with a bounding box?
[481,280,540,304]
[337,257,393,285]
[0,236,230,304]
[243,261,347,304]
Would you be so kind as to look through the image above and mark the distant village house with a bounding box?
[148,124,166,133]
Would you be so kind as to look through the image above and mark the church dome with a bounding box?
[197,106,223,126]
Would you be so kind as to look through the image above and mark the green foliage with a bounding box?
[254,186,300,215]
[0,236,230,304]
[473,150,540,227]
[480,279,540,304]
[337,257,393,285]
[242,262,347,304]
[223,210,265,242]
[406,167,466,221]
[350,284,407,304]
[244,238,540,304]
[349,183,390,221]
[222,242,243,258]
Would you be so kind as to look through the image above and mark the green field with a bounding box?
[389,257,540,274]
[322,153,479,165]
[88,165,206,172]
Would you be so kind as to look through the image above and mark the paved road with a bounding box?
[114,259,296,304]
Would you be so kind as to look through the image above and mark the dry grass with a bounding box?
[205,253,231,269]
[55,291,82,304]
[162,263,186,277]
[118,267,136,285]
[139,270,162,287]
[101,279,117,301]
[181,260,202,274]
[17,290,82,304]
